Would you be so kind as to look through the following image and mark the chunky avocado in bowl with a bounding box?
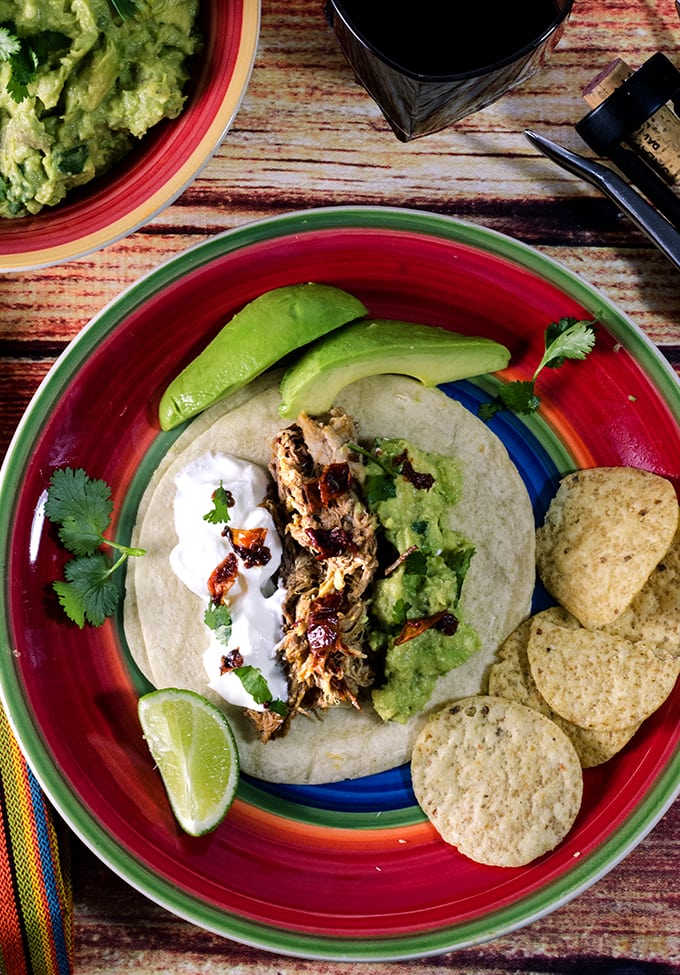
[0,0,200,218]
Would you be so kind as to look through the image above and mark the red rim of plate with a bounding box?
[1,206,679,960]
[0,0,260,271]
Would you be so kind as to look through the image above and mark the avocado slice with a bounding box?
[158,283,368,430]
[278,319,510,419]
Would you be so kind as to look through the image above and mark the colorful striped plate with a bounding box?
[1,207,679,960]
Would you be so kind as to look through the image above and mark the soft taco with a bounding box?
[124,372,535,783]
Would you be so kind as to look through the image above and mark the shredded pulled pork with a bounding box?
[245,706,286,741]
[269,409,378,726]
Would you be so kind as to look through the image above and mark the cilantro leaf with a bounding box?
[235,665,273,704]
[45,467,113,555]
[478,317,597,420]
[391,597,410,628]
[44,467,145,627]
[478,380,540,420]
[6,40,36,102]
[54,553,120,628]
[1,26,71,103]
[203,482,234,526]
[56,143,88,176]
[347,441,399,504]
[27,30,70,65]
[364,472,397,505]
[109,0,139,20]
[403,549,428,576]
[444,545,476,598]
[234,665,287,715]
[0,26,20,60]
[204,600,233,646]
[536,317,597,373]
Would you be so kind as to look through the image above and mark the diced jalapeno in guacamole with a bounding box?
[0,0,200,218]
[365,438,480,724]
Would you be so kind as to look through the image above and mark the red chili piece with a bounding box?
[394,610,459,645]
[305,527,357,560]
[207,553,239,600]
[228,527,272,567]
[435,612,460,636]
[307,592,343,654]
[303,462,352,510]
[399,455,434,491]
[318,462,352,504]
[220,649,244,673]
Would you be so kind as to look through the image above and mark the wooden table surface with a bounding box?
[2,0,680,971]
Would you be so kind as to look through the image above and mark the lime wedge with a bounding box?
[138,688,239,836]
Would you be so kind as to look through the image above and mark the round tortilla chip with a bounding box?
[488,610,639,767]
[124,374,535,783]
[527,615,680,731]
[603,526,680,657]
[535,467,679,629]
[411,695,583,867]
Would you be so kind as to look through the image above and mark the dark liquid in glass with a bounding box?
[336,0,563,76]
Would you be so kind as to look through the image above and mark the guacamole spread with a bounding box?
[0,0,200,218]
[366,438,481,723]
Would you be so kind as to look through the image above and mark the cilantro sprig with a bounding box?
[0,24,70,102]
[203,482,234,526]
[348,441,401,505]
[44,467,145,628]
[0,2,137,103]
[204,599,233,646]
[478,317,597,421]
[234,666,287,717]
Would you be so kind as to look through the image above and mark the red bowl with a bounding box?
[0,0,260,271]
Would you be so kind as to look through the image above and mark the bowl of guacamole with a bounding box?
[0,0,260,269]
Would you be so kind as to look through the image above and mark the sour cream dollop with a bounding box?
[169,452,287,711]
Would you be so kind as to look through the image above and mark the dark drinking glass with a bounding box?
[325,0,574,140]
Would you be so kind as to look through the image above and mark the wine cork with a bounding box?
[583,58,680,184]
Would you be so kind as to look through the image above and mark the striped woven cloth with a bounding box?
[0,706,72,975]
